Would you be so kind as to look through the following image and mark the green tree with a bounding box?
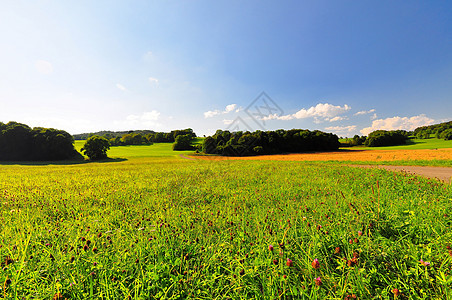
[173,134,194,151]
[81,135,110,160]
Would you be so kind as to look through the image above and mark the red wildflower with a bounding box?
[311,258,320,269]
[286,258,293,267]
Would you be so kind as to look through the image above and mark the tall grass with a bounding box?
[1,158,451,299]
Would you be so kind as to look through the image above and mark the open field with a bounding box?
[74,141,194,158]
[196,147,452,166]
[340,137,452,150]
[1,144,452,299]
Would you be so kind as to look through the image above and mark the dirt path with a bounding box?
[350,165,452,183]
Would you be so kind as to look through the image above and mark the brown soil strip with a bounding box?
[350,165,452,183]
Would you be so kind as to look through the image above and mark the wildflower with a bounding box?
[286,258,293,267]
[311,258,320,269]
[392,288,400,297]
[83,244,89,251]
[314,277,322,286]
[334,247,341,255]
[358,231,363,236]
[283,274,287,279]
[273,259,279,265]
[347,257,358,267]
[419,259,430,267]
[52,293,64,300]
[268,244,274,251]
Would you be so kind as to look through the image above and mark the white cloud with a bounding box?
[116,110,162,129]
[223,119,234,125]
[354,109,375,116]
[262,103,351,122]
[148,77,159,86]
[325,125,357,133]
[371,113,378,120]
[225,104,237,113]
[329,116,347,122]
[35,60,53,75]
[204,104,238,118]
[116,83,127,91]
[360,114,435,136]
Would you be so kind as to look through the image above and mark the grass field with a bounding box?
[74,141,195,159]
[1,142,452,299]
[340,137,452,150]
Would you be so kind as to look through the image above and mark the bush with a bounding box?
[81,135,110,160]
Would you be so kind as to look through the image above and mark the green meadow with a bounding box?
[1,143,452,299]
[340,137,452,150]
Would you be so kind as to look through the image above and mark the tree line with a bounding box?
[364,130,409,147]
[413,121,452,140]
[75,129,197,146]
[0,122,77,161]
[202,129,340,156]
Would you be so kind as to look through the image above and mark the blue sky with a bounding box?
[0,1,451,136]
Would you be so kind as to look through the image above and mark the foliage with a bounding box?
[0,158,451,299]
[203,129,340,156]
[364,130,409,147]
[172,134,194,151]
[341,135,367,147]
[413,120,452,140]
[81,135,110,160]
[439,128,452,140]
[0,121,77,161]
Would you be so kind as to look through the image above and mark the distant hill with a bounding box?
[73,130,156,140]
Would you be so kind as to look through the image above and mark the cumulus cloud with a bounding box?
[354,109,375,116]
[116,83,127,91]
[360,114,435,136]
[325,125,357,133]
[204,104,239,118]
[35,60,53,74]
[262,103,351,122]
[115,110,162,129]
[222,119,234,125]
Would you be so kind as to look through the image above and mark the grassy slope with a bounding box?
[74,141,195,158]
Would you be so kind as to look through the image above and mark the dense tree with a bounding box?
[439,129,452,140]
[202,129,339,156]
[172,134,194,150]
[364,130,409,147]
[81,135,110,160]
[0,121,77,161]
[413,121,452,140]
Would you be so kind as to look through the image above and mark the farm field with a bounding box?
[196,147,452,167]
[346,137,452,151]
[1,144,452,299]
